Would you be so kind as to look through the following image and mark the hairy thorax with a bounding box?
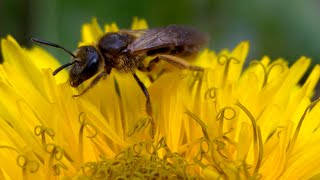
[111,54,143,73]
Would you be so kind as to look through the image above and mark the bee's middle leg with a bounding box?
[132,73,155,137]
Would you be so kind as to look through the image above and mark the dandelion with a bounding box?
[0,17,320,179]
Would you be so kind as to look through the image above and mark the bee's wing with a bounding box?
[126,25,208,54]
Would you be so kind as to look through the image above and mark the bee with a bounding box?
[32,25,207,135]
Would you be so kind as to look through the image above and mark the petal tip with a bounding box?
[131,17,148,30]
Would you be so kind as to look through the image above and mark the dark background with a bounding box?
[0,0,320,95]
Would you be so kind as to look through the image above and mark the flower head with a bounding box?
[0,18,320,179]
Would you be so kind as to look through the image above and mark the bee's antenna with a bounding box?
[53,61,77,76]
[31,38,76,58]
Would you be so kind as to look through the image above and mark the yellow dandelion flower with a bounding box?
[0,18,320,179]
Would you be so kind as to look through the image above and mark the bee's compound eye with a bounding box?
[83,46,100,78]
[87,55,99,70]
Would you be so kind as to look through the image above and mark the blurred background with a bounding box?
[1,0,320,63]
[0,0,319,94]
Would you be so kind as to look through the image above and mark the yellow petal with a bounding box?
[104,22,119,33]
[131,17,148,30]
[80,18,103,46]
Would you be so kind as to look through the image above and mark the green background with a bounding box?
[1,0,320,66]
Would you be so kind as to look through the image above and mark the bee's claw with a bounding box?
[72,94,80,98]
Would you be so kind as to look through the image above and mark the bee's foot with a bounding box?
[72,94,81,98]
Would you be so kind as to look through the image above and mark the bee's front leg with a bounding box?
[73,71,108,97]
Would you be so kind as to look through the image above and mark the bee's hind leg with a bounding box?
[132,73,155,137]
[138,55,203,72]
[156,54,204,71]
[138,57,160,72]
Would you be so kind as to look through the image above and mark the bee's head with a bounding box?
[69,46,101,87]
[31,38,102,87]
